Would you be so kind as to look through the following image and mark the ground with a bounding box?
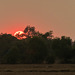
[0,64,75,75]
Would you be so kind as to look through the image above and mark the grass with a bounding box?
[0,64,75,75]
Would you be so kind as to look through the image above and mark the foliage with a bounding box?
[0,26,75,64]
[26,36,48,64]
[24,26,36,38]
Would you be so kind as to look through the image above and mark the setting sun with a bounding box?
[14,31,26,39]
[14,31,24,36]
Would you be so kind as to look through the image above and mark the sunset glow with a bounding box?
[14,31,27,39]
[0,0,75,40]
[14,31,24,36]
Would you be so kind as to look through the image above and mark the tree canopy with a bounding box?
[0,26,75,64]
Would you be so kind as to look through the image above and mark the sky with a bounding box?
[0,0,75,40]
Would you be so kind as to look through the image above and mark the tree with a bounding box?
[42,31,53,39]
[70,41,75,63]
[3,46,20,64]
[24,26,36,38]
[45,55,55,64]
[0,33,17,63]
[2,39,27,64]
[25,36,48,64]
[0,27,74,64]
[52,36,72,63]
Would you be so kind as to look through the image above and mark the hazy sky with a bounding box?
[0,0,75,40]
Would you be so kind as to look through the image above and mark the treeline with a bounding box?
[0,26,75,64]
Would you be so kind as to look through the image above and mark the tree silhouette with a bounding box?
[0,26,74,64]
[42,31,53,39]
[25,36,48,64]
[24,26,36,38]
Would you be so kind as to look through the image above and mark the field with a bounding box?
[0,64,75,75]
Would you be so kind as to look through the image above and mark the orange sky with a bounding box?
[0,0,75,40]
